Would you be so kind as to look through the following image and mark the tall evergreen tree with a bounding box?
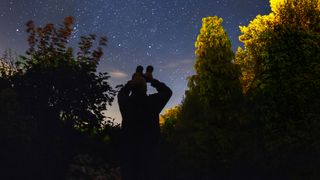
[190,16,241,105]
[172,16,244,178]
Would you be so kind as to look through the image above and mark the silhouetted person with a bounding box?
[118,67,172,180]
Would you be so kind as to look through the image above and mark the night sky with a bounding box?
[0,0,270,122]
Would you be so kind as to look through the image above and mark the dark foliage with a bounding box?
[160,1,320,179]
[0,17,119,179]
[1,1,320,179]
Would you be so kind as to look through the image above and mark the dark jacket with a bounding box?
[118,79,172,144]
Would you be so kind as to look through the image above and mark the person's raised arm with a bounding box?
[150,79,172,113]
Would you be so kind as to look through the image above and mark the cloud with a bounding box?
[109,70,128,79]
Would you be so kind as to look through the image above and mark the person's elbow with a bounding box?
[166,87,173,98]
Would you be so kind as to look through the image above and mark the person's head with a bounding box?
[136,65,143,74]
[129,78,147,96]
[146,65,153,73]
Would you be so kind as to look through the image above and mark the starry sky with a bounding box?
[0,0,270,122]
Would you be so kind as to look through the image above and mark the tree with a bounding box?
[190,16,241,105]
[16,16,115,133]
[236,0,320,93]
[0,49,17,77]
[168,16,244,179]
[0,17,116,179]
[160,105,181,147]
[160,105,181,126]
[235,13,276,93]
[235,0,320,177]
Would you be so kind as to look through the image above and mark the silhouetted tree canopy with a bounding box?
[0,17,118,179]
[15,16,115,133]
